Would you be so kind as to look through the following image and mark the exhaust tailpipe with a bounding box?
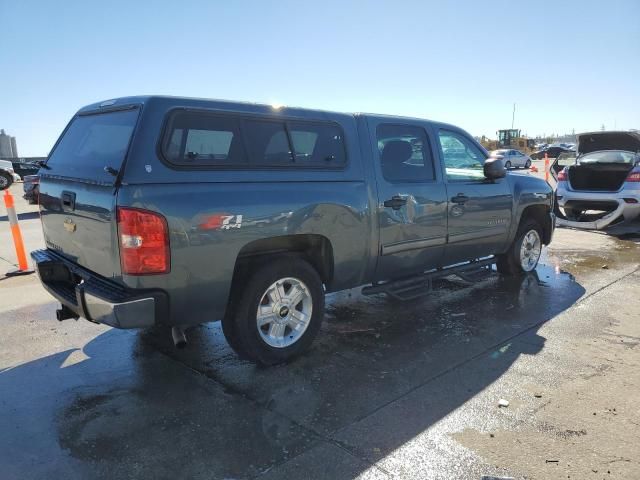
[171,326,187,349]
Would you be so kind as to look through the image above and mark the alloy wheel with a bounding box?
[520,229,541,272]
[256,277,313,348]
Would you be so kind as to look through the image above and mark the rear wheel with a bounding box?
[221,257,325,365]
[496,219,543,275]
[525,159,531,168]
[0,171,12,190]
[504,161,512,169]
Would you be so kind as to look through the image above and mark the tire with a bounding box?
[504,161,512,169]
[525,159,531,168]
[0,171,12,190]
[221,256,325,365]
[496,219,543,276]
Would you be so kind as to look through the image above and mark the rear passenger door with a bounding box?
[437,130,513,266]
[371,121,448,281]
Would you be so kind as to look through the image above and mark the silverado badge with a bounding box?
[63,218,77,233]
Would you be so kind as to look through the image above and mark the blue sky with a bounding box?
[1,0,638,156]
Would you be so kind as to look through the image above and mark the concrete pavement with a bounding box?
[1,183,639,479]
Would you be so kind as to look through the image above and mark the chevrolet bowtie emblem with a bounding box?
[63,218,76,233]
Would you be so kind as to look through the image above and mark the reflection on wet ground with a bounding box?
[140,263,585,439]
[1,228,638,479]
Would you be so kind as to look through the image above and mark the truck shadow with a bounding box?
[0,211,40,222]
[0,263,585,479]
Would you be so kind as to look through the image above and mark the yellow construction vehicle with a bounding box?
[497,129,535,152]
[479,135,498,151]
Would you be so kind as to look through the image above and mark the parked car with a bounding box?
[31,96,554,365]
[11,159,41,179]
[0,159,17,190]
[553,131,640,229]
[23,174,40,204]
[531,145,573,160]
[489,149,532,169]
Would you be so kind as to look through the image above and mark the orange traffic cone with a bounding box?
[3,189,34,276]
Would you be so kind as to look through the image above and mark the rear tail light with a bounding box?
[557,169,568,181]
[117,207,170,275]
[625,170,640,182]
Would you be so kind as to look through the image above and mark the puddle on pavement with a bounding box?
[543,231,639,277]
[322,263,582,345]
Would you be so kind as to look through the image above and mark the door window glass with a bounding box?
[438,130,486,181]
[376,124,435,182]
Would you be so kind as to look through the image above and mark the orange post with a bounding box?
[544,153,550,182]
[3,189,34,276]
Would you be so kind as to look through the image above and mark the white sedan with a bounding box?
[489,149,532,169]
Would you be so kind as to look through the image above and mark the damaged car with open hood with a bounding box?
[553,131,640,229]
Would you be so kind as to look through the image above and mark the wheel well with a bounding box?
[520,204,552,244]
[231,234,334,289]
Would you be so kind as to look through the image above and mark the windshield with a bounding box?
[46,108,139,180]
[578,150,638,164]
[490,150,508,156]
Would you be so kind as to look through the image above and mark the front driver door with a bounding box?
[372,122,448,281]
[437,129,513,266]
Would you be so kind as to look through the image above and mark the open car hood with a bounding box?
[577,131,640,155]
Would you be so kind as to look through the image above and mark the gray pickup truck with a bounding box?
[32,96,554,364]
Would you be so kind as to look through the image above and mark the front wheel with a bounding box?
[504,161,512,169]
[0,172,12,191]
[496,219,543,275]
[221,257,324,365]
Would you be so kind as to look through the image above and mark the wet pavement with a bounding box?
[1,184,639,479]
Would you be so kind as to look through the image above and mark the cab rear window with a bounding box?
[47,109,138,179]
[161,110,346,168]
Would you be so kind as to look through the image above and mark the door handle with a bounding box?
[383,195,407,210]
[451,194,469,204]
[61,191,76,212]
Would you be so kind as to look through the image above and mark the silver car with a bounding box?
[0,159,20,189]
[553,131,640,229]
[489,149,532,169]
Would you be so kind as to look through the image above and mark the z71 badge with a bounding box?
[198,214,243,231]
[220,215,243,230]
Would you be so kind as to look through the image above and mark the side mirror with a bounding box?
[484,157,507,179]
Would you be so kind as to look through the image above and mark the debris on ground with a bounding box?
[498,399,510,408]
[601,264,609,269]
[534,393,543,398]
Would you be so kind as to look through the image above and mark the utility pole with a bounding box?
[511,103,516,129]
